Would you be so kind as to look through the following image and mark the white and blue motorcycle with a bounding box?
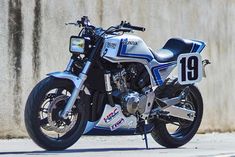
[24,16,210,150]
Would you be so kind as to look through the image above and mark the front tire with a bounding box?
[151,84,203,148]
[24,77,89,150]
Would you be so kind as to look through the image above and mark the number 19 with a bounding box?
[177,53,202,85]
[180,56,198,81]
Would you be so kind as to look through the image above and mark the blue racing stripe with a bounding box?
[152,62,176,86]
[192,40,206,53]
[153,68,163,85]
[118,38,154,62]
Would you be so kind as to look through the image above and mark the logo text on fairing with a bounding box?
[123,41,138,45]
[106,42,117,49]
[103,108,119,123]
[110,118,125,131]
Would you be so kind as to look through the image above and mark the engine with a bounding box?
[109,64,153,116]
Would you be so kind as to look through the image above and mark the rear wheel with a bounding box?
[24,77,89,150]
[150,84,203,148]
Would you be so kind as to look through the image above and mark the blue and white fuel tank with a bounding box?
[101,34,154,64]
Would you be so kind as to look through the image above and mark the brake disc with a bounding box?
[47,95,78,133]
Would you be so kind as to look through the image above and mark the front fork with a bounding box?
[60,60,91,119]
[59,37,103,119]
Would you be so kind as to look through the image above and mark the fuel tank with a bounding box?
[101,34,154,64]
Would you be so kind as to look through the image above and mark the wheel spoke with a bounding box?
[40,108,48,113]
[64,119,71,125]
[40,117,48,126]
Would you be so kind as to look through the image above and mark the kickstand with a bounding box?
[136,117,153,150]
[142,120,149,149]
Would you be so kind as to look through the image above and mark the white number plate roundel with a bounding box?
[177,53,202,85]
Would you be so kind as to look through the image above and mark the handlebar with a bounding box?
[66,16,146,36]
[66,16,94,28]
[122,22,146,32]
[111,28,132,33]
[65,22,79,26]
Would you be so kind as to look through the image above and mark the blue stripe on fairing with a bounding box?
[152,62,176,86]
[192,44,200,52]
[153,68,163,85]
[192,40,206,53]
[118,38,154,62]
[86,127,136,135]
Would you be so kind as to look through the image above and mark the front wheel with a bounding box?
[150,84,203,148]
[24,77,89,150]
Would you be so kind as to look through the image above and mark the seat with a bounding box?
[152,38,194,62]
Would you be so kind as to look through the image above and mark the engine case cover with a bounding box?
[121,90,154,115]
[122,91,140,114]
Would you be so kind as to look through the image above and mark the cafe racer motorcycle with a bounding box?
[24,16,210,150]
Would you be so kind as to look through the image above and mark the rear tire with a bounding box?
[151,84,203,148]
[24,77,89,150]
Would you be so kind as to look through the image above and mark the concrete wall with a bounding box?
[0,0,234,137]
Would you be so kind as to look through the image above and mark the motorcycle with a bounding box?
[24,16,210,150]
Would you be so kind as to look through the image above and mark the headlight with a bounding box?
[69,36,85,53]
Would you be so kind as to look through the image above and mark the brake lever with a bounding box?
[65,21,82,27]
[65,22,78,26]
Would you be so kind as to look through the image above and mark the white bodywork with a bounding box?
[101,34,177,87]
[96,104,137,131]
[84,104,137,134]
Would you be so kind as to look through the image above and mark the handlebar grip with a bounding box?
[113,28,132,33]
[123,23,145,32]
[129,25,145,32]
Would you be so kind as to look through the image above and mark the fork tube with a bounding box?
[104,72,115,107]
[65,58,74,71]
[60,61,91,119]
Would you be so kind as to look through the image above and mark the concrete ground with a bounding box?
[0,133,235,157]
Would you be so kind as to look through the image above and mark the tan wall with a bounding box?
[0,0,234,137]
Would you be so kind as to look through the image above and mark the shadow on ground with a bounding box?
[0,147,179,155]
